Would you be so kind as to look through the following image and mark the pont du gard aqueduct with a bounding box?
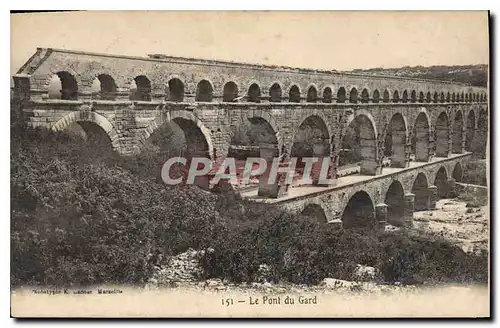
[12,48,489,230]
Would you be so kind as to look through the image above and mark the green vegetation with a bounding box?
[11,124,488,287]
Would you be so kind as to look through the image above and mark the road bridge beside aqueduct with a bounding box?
[12,48,489,229]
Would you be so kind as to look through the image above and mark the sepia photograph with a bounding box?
[9,10,490,318]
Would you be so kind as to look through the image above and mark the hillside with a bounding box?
[348,65,488,87]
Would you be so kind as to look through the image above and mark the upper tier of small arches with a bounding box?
[46,70,488,104]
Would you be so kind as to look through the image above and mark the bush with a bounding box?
[11,123,489,288]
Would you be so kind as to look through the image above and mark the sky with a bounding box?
[10,11,489,75]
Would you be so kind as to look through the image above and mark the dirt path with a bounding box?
[413,198,489,253]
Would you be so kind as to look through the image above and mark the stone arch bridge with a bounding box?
[12,48,489,229]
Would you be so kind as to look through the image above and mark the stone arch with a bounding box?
[465,94,469,102]
[412,172,429,211]
[233,111,283,156]
[460,92,465,102]
[419,91,425,103]
[48,71,78,100]
[288,84,301,103]
[451,92,456,102]
[322,86,333,103]
[402,90,408,103]
[342,111,379,175]
[452,162,463,182]
[413,111,431,162]
[342,191,376,229]
[385,180,405,226]
[435,111,450,157]
[433,92,439,103]
[440,92,445,103]
[385,113,408,168]
[465,110,476,152]
[452,110,464,154]
[446,92,451,102]
[392,90,400,103]
[305,84,318,103]
[410,90,417,103]
[361,88,370,103]
[426,92,432,103]
[476,109,488,158]
[337,87,347,103]
[300,203,328,224]
[247,82,261,103]
[383,89,390,103]
[349,87,358,104]
[51,111,120,152]
[269,82,282,102]
[167,78,185,102]
[141,110,214,159]
[291,114,331,160]
[223,81,239,102]
[372,89,380,103]
[434,166,449,199]
[91,73,117,100]
[196,79,214,102]
[130,75,151,101]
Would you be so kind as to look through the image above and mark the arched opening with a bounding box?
[426,92,432,103]
[410,90,417,103]
[172,117,210,158]
[229,116,279,164]
[291,116,330,169]
[383,89,390,103]
[440,92,445,103]
[337,87,346,103]
[223,81,239,102]
[392,90,400,103]
[402,90,408,103]
[460,92,465,102]
[168,78,184,102]
[434,167,449,199]
[475,109,488,159]
[248,83,261,103]
[269,83,282,102]
[373,90,380,103]
[435,112,450,157]
[91,74,117,100]
[129,75,151,101]
[361,88,369,103]
[385,113,407,167]
[349,87,358,104]
[64,121,114,153]
[412,112,430,162]
[300,204,328,224]
[48,71,78,100]
[322,87,333,103]
[452,111,464,154]
[465,111,475,152]
[419,91,425,103]
[342,191,375,229]
[196,80,214,102]
[385,181,405,226]
[465,94,469,102]
[289,85,301,103]
[412,173,429,211]
[433,92,439,103]
[446,92,451,102]
[452,162,463,182]
[340,114,378,175]
[307,86,318,103]
[451,93,456,102]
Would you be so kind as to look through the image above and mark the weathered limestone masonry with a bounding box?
[12,48,489,228]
